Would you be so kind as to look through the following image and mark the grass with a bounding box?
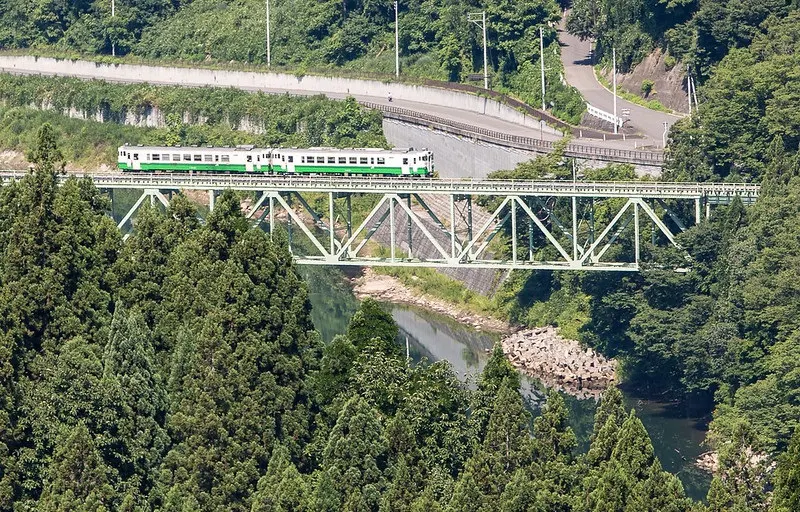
[372,246,499,318]
[593,66,673,114]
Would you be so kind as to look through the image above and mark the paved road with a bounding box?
[558,21,681,145]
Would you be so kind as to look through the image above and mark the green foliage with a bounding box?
[346,297,400,356]
[641,79,655,97]
[772,429,800,512]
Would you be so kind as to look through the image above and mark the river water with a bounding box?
[301,266,712,500]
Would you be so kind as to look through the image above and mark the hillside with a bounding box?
[0,0,587,124]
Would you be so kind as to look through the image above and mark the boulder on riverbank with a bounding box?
[502,326,617,397]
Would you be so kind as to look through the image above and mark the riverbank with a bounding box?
[352,268,512,333]
[503,326,618,399]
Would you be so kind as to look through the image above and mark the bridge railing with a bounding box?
[364,102,664,166]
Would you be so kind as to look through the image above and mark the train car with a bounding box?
[118,144,433,176]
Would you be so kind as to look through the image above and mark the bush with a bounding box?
[641,79,654,97]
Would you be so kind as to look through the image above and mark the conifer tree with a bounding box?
[322,396,389,511]
[38,423,117,512]
[102,305,168,505]
[587,386,627,466]
[447,469,485,512]
[772,428,800,512]
[346,297,400,355]
[252,444,310,512]
[533,391,577,463]
[462,381,533,505]
[471,343,520,442]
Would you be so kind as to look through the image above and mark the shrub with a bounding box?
[641,79,654,97]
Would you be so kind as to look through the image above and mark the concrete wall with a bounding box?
[0,56,547,130]
[383,120,538,179]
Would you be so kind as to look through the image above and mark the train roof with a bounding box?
[120,144,429,154]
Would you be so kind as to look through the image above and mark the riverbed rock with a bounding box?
[501,326,617,397]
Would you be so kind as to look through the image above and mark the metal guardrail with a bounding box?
[364,102,664,166]
[587,104,623,129]
[0,172,757,201]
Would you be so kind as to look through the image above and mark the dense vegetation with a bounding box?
[2,124,771,511]
[567,0,799,79]
[0,0,586,124]
[0,74,387,167]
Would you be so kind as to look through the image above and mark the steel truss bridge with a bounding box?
[0,172,760,271]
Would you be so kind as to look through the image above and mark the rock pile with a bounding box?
[502,327,617,396]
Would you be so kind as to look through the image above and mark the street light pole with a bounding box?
[266,0,271,67]
[539,26,546,111]
[612,47,618,134]
[395,0,399,77]
[468,12,488,89]
[111,0,115,57]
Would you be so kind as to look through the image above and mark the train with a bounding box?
[117,144,433,177]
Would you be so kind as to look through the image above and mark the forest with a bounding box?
[0,0,585,124]
[7,125,799,511]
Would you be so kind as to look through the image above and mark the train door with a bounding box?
[402,157,410,175]
[132,151,141,171]
[246,154,254,173]
[286,154,296,173]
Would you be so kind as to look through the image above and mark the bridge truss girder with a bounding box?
[92,177,750,272]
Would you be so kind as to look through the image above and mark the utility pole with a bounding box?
[266,0,271,67]
[612,47,618,134]
[540,27,546,111]
[111,0,115,57]
[395,0,399,77]
[687,66,692,115]
[468,12,488,89]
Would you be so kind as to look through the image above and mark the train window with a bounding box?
[172,154,180,162]
[257,156,260,162]
[370,158,375,165]
[183,154,191,161]
[316,156,325,163]
[287,156,293,163]
[349,157,357,164]
[403,158,408,165]
[204,155,213,162]
[215,155,219,162]
[162,154,169,160]
[133,153,139,160]
[326,156,334,163]
[152,154,160,161]
[414,158,417,164]
[306,156,314,163]
[146,154,151,160]
[247,156,252,163]
[377,157,385,165]
[359,157,368,164]
[338,157,346,164]
[194,155,202,162]
[221,155,230,163]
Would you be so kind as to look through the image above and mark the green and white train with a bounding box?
[117,145,433,176]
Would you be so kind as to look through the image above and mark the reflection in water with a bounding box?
[303,269,711,501]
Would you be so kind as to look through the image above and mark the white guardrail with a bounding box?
[587,104,624,129]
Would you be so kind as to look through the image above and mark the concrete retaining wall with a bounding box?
[0,55,546,130]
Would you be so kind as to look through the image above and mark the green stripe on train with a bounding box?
[119,162,429,175]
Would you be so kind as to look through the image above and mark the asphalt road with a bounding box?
[558,22,681,145]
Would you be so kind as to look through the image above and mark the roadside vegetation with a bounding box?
[0,0,587,124]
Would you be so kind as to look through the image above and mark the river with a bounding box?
[300,266,713,500]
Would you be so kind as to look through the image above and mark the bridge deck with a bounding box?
[0,172,759,202]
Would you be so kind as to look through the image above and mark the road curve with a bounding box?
[558,20,680,145]
[0,55,663,165]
